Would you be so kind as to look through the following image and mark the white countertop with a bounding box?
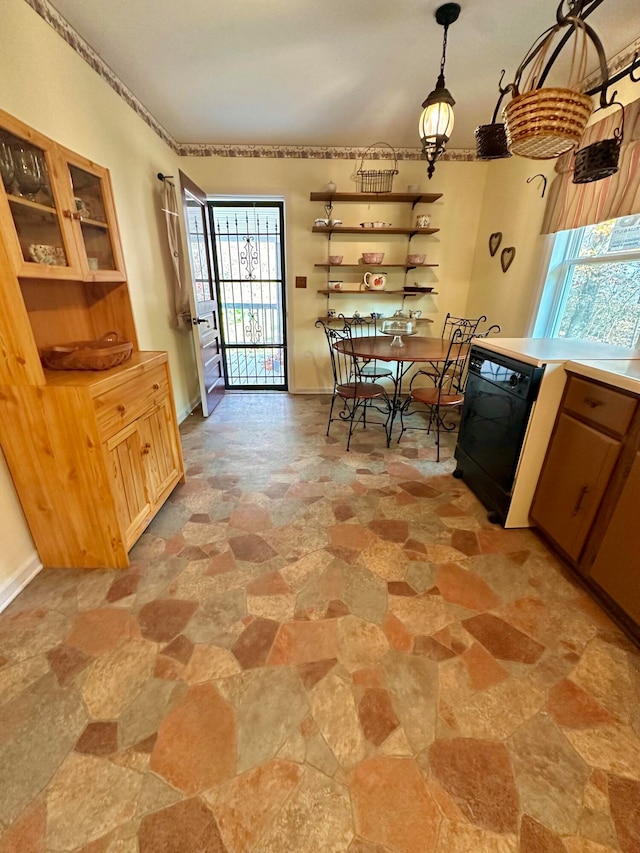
[474,337,640,367]
[565,359,640,395]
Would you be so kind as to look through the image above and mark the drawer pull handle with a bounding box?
[117,404,126,414]
[141,442,151,455]
[572,485,589,516]
[153,383,160,391]
[584,397,603,408]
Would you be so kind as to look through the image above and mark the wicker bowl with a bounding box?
[503,88,593,159]
[41,333,133,371]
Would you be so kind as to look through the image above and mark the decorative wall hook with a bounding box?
[501,246,516,272]
[527,174,548,198]
[489,232,502,256]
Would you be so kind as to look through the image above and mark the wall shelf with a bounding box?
[317,315,435,324]
[314,263,439,270]
[312,226,439,236]
[317,289,424,296]
[310,192,442,206]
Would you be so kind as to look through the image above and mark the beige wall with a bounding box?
[0,0,197,596]
[465,155,556,336]
[180,156,488,391]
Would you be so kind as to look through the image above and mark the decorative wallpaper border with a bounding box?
[25,0,639,161]
[174,143,477,161]
[582,36,640,93]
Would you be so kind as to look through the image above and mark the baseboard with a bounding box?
[0,553,42,614]
[289,388,331,395]
[177,397,201,423]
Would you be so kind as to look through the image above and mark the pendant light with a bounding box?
[419,3,461,179]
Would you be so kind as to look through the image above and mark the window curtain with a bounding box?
[541,96,640,234]
[161,177,191,329]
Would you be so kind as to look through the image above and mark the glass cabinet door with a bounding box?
[64,159,126,280]
[0,128,79,276]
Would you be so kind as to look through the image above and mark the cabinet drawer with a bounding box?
[94,365,169,439]
[564,376,637,436]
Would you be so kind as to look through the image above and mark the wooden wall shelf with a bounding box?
[314,263,439,270]
[310,192,442,205]
[317,289,422,296]
[312,226,439,236]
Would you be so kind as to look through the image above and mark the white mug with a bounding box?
[416,214,431,228]
[328,280,343,291]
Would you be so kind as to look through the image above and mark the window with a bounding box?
[533,214,640,348]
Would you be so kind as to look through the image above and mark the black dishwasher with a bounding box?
[454,345,544,524]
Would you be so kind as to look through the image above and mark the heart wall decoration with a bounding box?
[501,246,516,273]
[489,232,502,257]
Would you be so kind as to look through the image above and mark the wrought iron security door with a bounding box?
[209,202,287,389]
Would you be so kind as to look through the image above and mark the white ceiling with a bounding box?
[46,0,639,149]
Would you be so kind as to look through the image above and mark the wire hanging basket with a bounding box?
[573,102,624,184]
[355,142,399,193]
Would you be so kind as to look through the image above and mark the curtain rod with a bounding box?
[157,173,174,181]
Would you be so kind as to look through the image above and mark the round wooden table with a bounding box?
[334,335,469,445]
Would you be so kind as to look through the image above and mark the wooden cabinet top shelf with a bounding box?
[7,194,58,215]
[42,351,167,392]
[80,217,110,230]
[312,226,439,236]
[310,192,442,204]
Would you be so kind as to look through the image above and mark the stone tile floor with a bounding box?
[0,393,639,853]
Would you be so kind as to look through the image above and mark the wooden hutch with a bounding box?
[0,109,184,569]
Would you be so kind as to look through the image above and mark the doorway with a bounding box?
[209,201,288,389]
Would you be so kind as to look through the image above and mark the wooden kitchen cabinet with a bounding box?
[589,451,640,623]
[530,413,621,562]
[0,108,184,569]
[532,371,640,638]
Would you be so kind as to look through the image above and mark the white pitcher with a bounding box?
[363,271,387,291]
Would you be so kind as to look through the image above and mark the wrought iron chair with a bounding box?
[442,312,488,343]
[316,319,392,451]
[342,314,394,382]
[421,315,500,391]
[398,328,468,461]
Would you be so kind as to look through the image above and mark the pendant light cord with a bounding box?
[438,24,450,87]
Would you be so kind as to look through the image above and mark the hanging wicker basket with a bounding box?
[503,17,596,160]
[355,142,398,193]
[504,88,593,159]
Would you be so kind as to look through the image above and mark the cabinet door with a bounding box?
[589,452,640,622]
[531,413,620,562]
[139,397,183,504]
[0,114,82,278]
[105,420,152,546]
[60,151,126,281]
